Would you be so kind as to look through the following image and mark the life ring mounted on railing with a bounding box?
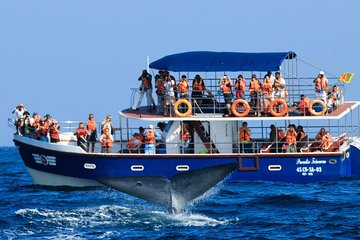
[231,99,251,117]
[174,99,192,117]
[269,99,288,117]
[309,99,327,116]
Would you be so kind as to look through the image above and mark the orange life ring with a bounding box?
[269,99,288,117]
[174,99,192,117]
[309,99,327,116]
[231,99,250,117]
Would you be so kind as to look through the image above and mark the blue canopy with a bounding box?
[149,51,296,72]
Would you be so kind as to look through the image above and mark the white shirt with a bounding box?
[164,80,175,97]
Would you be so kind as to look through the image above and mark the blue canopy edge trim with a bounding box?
[149,51,297,72]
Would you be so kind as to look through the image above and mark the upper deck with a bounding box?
[120,101,360,122]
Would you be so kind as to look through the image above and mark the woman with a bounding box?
[86,113,97,153]
[261,75,273,116]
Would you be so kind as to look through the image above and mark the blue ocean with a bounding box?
[1,146,360,239]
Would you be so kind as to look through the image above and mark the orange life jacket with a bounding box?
[221,79,232,94]
[180,130,190,141]
[87,120,96,131]
[193,80,205,91]
[49,126,60,140]
[239,127,251,142]
[262,81,273,94]
[145,129,156,144]
[277,129,284,139]
[127,136,142,150]
[285,130,297,145]
[250,79,260,92]
[315,77,328,90]
[235,79,246,92]
[101,134,113,148]
[298,98,310,114]
[75,128,87,138]
[178,81,189,93]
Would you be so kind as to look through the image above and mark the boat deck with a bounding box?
[120,101,360,121]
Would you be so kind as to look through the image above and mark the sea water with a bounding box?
[1,147,360,239]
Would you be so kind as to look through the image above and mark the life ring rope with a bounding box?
[269,99,288,117]
[174,99,192,117]
[231,99,251,117]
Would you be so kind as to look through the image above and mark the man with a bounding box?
[239,121,252,153]
[294,94,310,115]
[273,72,286,100]
[314,71,328,103]
[74,122,88,150]
[143,124,160,154]
[164,75,176,116]
[132,69,156,111]
[101,115,114,135]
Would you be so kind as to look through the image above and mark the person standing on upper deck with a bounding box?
[234,74,246,100]
[191,74,206,107]
[273,72,286,100]
[314,71,328,103]
[219,75,233,117]
[178,75,190,99]
[132,69,156,112]
[164,75,176,116]
[249,74,262,116]
[262,75,273,116]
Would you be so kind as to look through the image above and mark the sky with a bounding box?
[1,0,359,146]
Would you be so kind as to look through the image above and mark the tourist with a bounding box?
[178,75,190,99]
[285,125,297,153]
[74,122,88,149]
[126,133,143,153]
[239,121,252,153]
[234,74,246,100]
[219,75,233,117]
[12,103,26,134]
[101,115,114,135]
[293,94,310,115]
[86,113,97,153]
[314,71,328,103]
[100,128,114,153]
[164,75,176,116]
[273,72,286,100]
[191,74,206,106]
[155,72,166,113]
[262,75,273,116]
[132,69,156,112]
[143,124,160,154]
[49,121,60,143]
[179,122,190,154]
[249,74,261,116]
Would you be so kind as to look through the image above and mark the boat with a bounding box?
[10,51,360,213]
